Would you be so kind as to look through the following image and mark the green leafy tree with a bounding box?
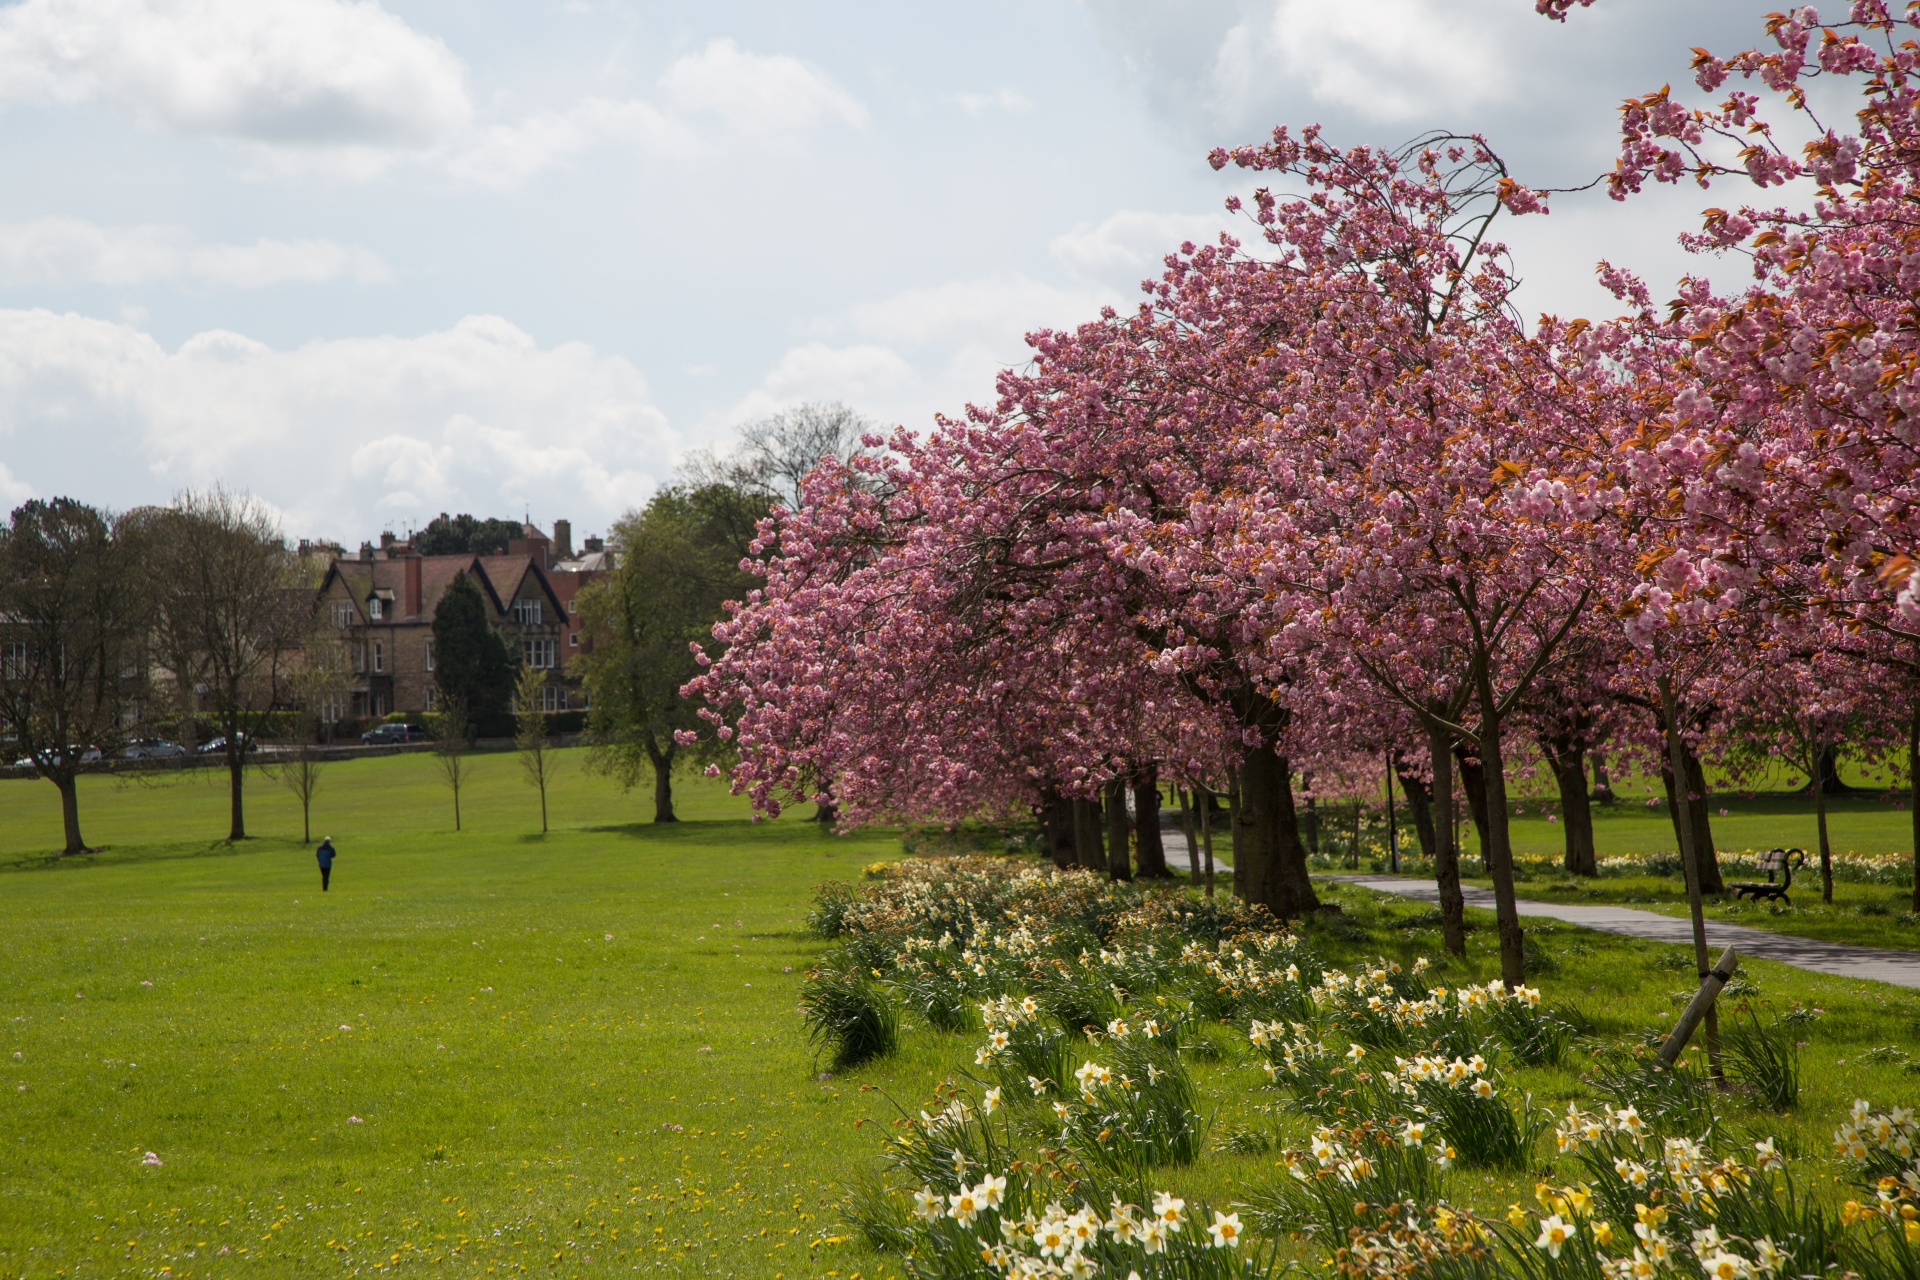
[0,499,147,854]
[413,513,524,557]
[431,570,514,730]
[579,484,760,822]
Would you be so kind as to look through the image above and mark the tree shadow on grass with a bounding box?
[0,836,299,875]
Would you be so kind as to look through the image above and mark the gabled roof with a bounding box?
[318,553,563,626]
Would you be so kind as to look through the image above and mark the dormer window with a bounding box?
[367,597,384,620]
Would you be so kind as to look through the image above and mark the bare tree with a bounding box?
[432,703,469,832]
[272,629,349,844]
[679,401,880,511]
[0,499,147,854]
[514,663,555,833]
[145,488,303,841]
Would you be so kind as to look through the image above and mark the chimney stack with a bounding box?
[583,535,604,554]
[404,552,423,619]
[552,519,573,560]
[358,541,374,562]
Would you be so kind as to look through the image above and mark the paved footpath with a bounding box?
[1324,874,1920,992]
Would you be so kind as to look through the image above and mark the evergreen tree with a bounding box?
[431,570,514,728]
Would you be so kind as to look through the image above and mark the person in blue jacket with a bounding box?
[316,837,336,891]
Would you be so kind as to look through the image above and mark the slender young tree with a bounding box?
[273,635,349,844]
[432,703,470,832]
[515,662,555,834]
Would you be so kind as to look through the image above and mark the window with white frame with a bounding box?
[354,645,366,674]
[512,598,543,625]
[424,686,436,711]
[522,637,556,669]
[424,639,434,672]
[372,642,384,673]
[330,602,355,628]
[569,633,579,648]
[367,597,383,620]
[539,685,566,712]
[567,598,577,615]
[323,694,345,724]
[2,641,27,678]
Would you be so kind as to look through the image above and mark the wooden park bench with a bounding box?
[1728,847,1806,905]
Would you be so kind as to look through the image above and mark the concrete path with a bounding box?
[1325,874,1920,991]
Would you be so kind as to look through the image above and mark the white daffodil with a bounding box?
[1208,1211,1243,1248]
[1535,1214,1573,1258]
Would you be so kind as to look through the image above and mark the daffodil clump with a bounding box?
[852,1080,1260,1280]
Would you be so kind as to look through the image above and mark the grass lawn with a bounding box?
[0,752,935,1280]
[5,752,1920,1280]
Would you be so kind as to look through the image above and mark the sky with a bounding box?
[0,0,1787,546]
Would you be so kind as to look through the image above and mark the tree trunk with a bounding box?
[55,773,89,855]
[1910,697,1920,915]
[1657,671,1720,1078]
[1199,786,1217,898]
[227,747,246,841]
[1227,779,1244,899]
[811,783,837,825]
[1103,778,1133,881]
[641,736,679,825]
[652,758,676,823]
[1132,766,1170,878]
[1542,737,1597,876]
[1797,741,1856,796]
[1234,749,1320,918]
[1040,789,1076,869]
[1658,743,1724,893]
[1456,748,1490,862]
[1394,755,1437,860]
[1427,725,1466,957]
[1589,748,1617,803]
[1073,797,1104,871]
[302,792,312,844]
[1470,683,1527,989]
[1176,788,1200,881]
[1813,743,1834,904]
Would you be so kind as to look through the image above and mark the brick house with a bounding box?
[314,548,571,719]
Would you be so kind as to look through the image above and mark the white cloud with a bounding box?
[0,459,31,505]
[0,310,674,537]
[659,38,868,136]
[1211,0,1517,125]
[1049,210,1239,283]
[0,217,389,288]
[957,88,1033,116]
[831,274,1105,347]
[0,0,472,146]
[447,40,867,188]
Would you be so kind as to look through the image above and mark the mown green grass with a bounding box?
[0,753,943,1280]
[5,754,1920,1280]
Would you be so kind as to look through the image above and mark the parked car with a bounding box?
[122,738,187,759]
[361,722,429,745]
[198,734,258,755]
[13,746,102,766]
